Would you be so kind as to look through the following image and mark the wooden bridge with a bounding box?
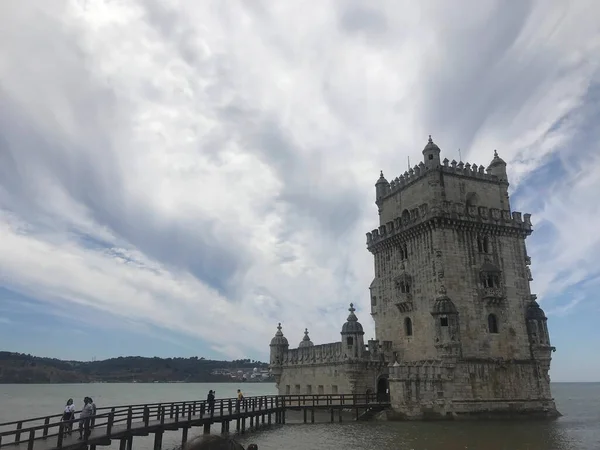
[0,394,390,450]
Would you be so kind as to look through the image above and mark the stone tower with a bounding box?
[366,137,559,418]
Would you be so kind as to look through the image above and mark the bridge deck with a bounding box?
[0,394,389,450]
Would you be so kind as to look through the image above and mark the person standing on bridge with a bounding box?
[78,397,94,440]
[235,389,244,412]
[61,398,76,436]
[207,390,215,415]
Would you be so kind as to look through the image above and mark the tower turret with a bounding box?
[422,135,441,168]
[430,286,462,360]
[269,323,288,387]
[375,171,390,202]
[487,150,508,182]
[341,303,365,359]
[298,328,314,348]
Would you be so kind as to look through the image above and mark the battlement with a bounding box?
[366,202,532,248]
[281,342,344,365]
[378,158,505,202]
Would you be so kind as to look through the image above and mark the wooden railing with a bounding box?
[0,393,385,449]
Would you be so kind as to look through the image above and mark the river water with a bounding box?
[1,382,599,450]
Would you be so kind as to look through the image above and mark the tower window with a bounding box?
[440,316,449,327]
[488,314,499,334]
[428,154,433,160]
[483,274,499,288]
[477,235,490,253]
[346,337,354,346]
[404,317,413,336]
[400,282,410,294]
[399,243,408,260]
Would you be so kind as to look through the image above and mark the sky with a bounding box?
[0,1,599,382]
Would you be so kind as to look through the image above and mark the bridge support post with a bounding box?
[203,423,211,435]
[338,408,342,423]
[236,418,240,431]
[181,427,189,447]
[250,416,254,428]
[241,418,246,434]
[303,409,307,423]
[311,409,315,423]
[119,438,127,450]
[127,436,133,450]
[330,408,334,423]
[282,410,286,424]
[153,431,163,450]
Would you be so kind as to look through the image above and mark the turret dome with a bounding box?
[422,135,440,154]
[488,149,506,168]
[341,303,364,335]
[375,170,388,185]
[270,323,289,347]
[431,286,458,315]
[526,301,547,320]
[298,328,314,348]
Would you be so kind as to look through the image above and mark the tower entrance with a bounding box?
[376,376,389,401]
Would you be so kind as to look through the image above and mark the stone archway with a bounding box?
[376,376,389,402]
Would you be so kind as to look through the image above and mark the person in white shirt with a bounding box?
[61,398,76,436]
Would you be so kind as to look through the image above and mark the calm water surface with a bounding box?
[1,382,598,450]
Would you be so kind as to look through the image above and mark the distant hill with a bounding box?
[0,352,271,384]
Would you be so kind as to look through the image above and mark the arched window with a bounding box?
[404,317,413,336]
[477,235,490,253]
[399,243,408,260]
[346,337,354,346]
[400,281,410,294]
[488,314,499,334]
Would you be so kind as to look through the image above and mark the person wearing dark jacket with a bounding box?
[206,390,216,415]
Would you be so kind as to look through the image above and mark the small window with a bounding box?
[477,235,490,253]
[483,275,499,288]
[318,385,324,394]
[306,385,312,394]
[404,317,413,336]
[295,384,301,394]
[440,316,449,327]
[488,314,499,334]
[332,385,338,394]
[285,385,291,394]
[346,336,354,346]
[428,154,434,160]
[371,296,377,306]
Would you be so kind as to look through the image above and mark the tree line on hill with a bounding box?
[0,352,269,384]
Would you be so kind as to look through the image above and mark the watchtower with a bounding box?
[366,136,558,418]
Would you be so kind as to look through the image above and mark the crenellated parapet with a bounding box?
[377,159,505,203]
[366,202,532,250]
[281,342,344,366]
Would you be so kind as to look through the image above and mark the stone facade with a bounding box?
[269,308,388,398]
[269,136,559,419]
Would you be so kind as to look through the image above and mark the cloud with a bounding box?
[0,0,599,367]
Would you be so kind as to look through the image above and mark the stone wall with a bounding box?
[388,359,558,419]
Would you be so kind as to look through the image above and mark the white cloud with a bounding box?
[0,0,599,361]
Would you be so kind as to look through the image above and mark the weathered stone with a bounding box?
[269,137,559,419]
